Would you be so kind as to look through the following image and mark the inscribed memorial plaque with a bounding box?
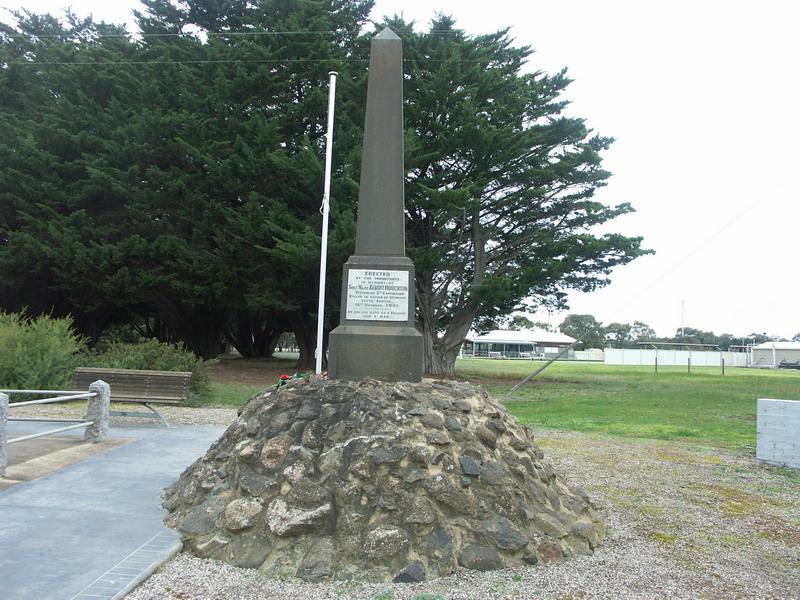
[345,269,409,321]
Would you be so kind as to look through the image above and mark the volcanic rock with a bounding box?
[163,378,605,582]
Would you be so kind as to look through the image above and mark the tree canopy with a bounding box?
[398,15,649,372]
[0,0,371,365]
[558,314,605,349]
[1,2,650,373]
[506,315,554,332]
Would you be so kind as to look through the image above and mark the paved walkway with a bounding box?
[0,421,226,600]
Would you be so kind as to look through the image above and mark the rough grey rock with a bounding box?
[445,416,463,431]
[164,378,605,582]
[297,537,335,582]
[458,544,506,571]
[223,498,263,531]
[459,456,481,477]
[481,515,529,551]
[393,560,426,583]
[364,526,410,559]
[177,497,226,535]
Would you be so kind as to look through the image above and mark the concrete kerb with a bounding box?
[71,531,183,600]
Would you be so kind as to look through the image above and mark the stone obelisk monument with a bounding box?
[328,28,423,382]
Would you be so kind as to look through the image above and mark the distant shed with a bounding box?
[751,342,800,367]
[463,329,576,359]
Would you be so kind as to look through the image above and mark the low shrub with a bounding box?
[0,311,88,392]
[93,322,143,350]
[84,339,213,397]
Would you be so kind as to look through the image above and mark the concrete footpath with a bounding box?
[0,421,226,600]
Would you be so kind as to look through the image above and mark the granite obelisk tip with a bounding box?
[353,26,405,257]
[375,27,400,40]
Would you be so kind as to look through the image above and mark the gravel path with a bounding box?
[16,403,800,599]
[8,403,243,427]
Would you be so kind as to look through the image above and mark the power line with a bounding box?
[5,58,367,66]
[508,189,773,392]
[2,26,516,67]
[4,30,359,39]
[3,56,499,67]
[1,28,469,40]
[605,195,764,320]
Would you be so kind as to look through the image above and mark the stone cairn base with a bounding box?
[163,378,605,582]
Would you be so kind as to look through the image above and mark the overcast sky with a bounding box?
[3,0,798,340]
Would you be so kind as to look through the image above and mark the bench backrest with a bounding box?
[72,367,192,403]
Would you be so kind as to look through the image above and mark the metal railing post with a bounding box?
[84,380,110,443]
[1,392,8,477]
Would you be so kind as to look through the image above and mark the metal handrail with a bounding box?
[7,422,94,445]
[1,382,110,477]
[0,389,93,395]
[8,394,96,408]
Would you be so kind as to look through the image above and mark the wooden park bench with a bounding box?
[72,367,193,427]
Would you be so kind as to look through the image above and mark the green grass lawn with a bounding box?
[456,359,800,449]
[201,356,800,451]
[204,382,270,407]
[196,356,298,407]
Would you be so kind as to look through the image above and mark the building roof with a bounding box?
[752,341,800,351]
[467,329,576,345]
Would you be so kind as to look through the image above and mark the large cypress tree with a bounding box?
[394,16,651,373]
[0,0,372,364]
[0,11,143,341]
[113,0,373,364]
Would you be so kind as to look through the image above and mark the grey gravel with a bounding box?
[16,403,800,599]
[10,403,241,427]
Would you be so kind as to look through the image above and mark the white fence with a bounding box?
[574,349,605,362]
[604,348,749,367]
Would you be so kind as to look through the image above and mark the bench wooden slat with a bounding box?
[73,367,192,375]
[73,374,190,383]
[72,367,194,423]
[73,374,190,382]
[107,395,184,405]
[72,379,189,392]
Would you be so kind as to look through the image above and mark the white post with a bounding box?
[315,71,338,375]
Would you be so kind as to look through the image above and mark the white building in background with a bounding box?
[462,329,576,359]
[751,342,800,368]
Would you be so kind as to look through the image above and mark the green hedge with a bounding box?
[0,311,87,391]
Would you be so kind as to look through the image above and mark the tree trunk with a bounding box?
[422,328,460,375]
[419,295,481,375]
[291,313,317,372]
[262,329,282,358]
[225,315,257,358]
[225,312,283,358]
[421,311,476,375]
[72,309,112,348]
[146,294,228,360]
[417,212,487,376]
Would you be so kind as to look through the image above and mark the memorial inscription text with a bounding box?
[345,269,409,321]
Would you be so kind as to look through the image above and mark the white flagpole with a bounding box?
[315,71,338,375]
